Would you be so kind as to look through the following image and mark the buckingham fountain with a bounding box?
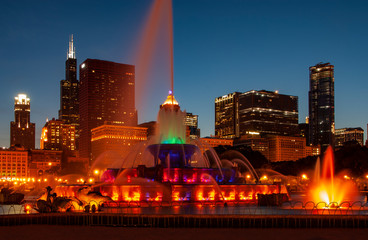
[54,92,289,210]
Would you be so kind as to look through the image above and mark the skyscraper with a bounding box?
[79,59,137,161]
[238,90,298,136]
[309,62,335,150]
[10,94,35,149]
[215,90,298,139]
[335,127,364,147]
[59,35,79,147]
[215,92,240,138]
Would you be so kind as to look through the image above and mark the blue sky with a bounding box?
[1,0,368,148]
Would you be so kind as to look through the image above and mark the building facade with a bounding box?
[200,137,234,149]
[59,35,80,148]
[335,127,364,147]
[91,125,147,165]
[238,90,298,136]
[309,62,335,150]
[185,112,200,139]
[79,59,137,162]
[215,92,240,138]
[40,118,76,152]
[235,135,320,162]
[28,150,62,178]
[268,135,306,162]
[10,94,35,149]
[0,147,28,178]
[215,90,298,139]
[234,134,270,160]
[306,145,321,157]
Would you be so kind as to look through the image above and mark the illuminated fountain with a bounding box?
[308,146,358,206]
[56,93,289,207]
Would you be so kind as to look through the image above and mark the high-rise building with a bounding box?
[59,35,79,147]
[215,92,240,138]
[309,62,335,150]
[79,59,137,162]
[238,90,298,136]
[185,112,200,139]
[215,90,298,139]
[40,118,76,152]
[10,94,35,149]
[335,127,364,147]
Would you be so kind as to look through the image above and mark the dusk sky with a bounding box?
[1,0,368,148]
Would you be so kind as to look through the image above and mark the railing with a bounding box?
[1,211,368,228]
[1,200,368,228]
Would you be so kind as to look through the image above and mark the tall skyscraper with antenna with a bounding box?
[59,35,80,148]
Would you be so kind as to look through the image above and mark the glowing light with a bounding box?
[162,137,184,144]
[239,191,254,201]
[123,191,141,202]
[94,170,99,175]
[246,174,251,179]
[222,191,236,201]
[309,146,358,205]
[24,204,31,214]
[112,191,119,201]
[302,174,308,180]
[15,94,30,105]
[48,162,52,166]
[162,93,179,106]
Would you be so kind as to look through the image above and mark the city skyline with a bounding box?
[1,0,368,148]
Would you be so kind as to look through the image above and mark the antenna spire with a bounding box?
[67,34,76,59]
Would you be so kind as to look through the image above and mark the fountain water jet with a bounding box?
[309,146,358,205]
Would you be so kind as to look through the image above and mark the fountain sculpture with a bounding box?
[55,93,288,207]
